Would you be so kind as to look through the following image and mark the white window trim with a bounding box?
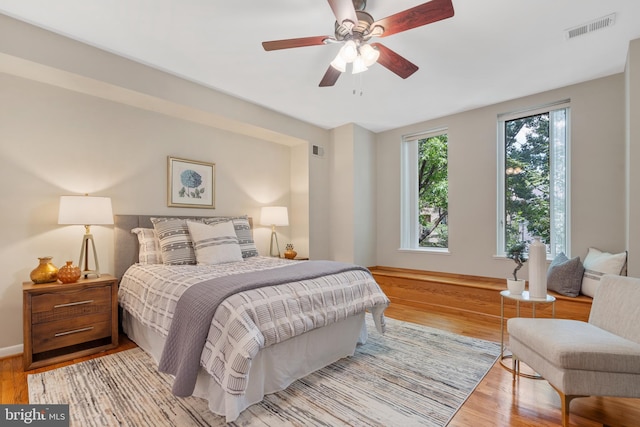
[401,127,448,251]
[496,100,571,258]
[550,108,572,257]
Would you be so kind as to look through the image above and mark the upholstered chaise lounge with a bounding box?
[507,274,640,426]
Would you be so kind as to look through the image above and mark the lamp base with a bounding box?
[78,232,101,278]
[269,229,281,258]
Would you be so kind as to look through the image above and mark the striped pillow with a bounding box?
[151,218,196,265]
[203,215,259,258]
[187,220,243,265]
[581,247,627,297]
[131,227,162,264]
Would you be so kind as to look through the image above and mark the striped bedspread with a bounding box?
[118,257,389,397]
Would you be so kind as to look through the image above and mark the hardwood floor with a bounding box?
[2,305,638,426]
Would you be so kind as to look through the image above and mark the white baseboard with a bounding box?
[0,344,23,359]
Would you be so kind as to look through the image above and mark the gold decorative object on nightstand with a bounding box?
[23,274,119,370]
[29,256,58,284]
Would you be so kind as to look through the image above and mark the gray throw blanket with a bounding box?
[158,260,371,397]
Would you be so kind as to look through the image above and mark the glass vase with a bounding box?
[58,261,81,284]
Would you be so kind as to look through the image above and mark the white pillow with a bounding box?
[187,220,243,265]
[581,247,627,297]
[203,215,259,258]
[131,228,162,264]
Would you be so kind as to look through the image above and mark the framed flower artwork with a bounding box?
[167,156,215,208]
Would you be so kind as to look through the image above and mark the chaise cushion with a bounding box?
[508,318,640,374]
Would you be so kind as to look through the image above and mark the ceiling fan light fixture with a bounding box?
[352,56,368,74]
[330,53,347,72]
[339,40,358,63]
[359,44,380,66]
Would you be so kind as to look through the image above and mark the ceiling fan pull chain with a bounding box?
[352,74,364,96]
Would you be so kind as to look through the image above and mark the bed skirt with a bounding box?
[122,310,368,422]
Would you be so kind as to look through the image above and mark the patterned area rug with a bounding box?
[29,317,500,427]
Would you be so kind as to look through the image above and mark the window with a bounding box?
[497,101,570,258]
[401,129,449,250]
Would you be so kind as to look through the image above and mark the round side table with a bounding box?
[500,290,556,378]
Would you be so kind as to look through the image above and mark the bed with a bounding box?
[115,214,389,422]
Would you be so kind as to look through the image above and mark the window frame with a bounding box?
[496,100,571,259]
[400,127,450,252]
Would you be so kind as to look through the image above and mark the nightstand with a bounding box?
[23,274,119,370]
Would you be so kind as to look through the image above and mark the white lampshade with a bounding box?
[352,55,368,74]
[330,53,347,72]
[58,195,114,225]
[359,44,380,67]
[260,206,289,227]
[339,40,358,63]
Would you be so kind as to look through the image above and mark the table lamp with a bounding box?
[58,194,114,278]
[260,206,289,257]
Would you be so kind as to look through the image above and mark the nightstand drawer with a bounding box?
[32,315,112,353]
[31,286,111,324]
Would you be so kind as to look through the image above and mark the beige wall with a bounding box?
[329,124,377,266]
[375,74,627,280]
[353,125,377,267]
[329,125,356,262]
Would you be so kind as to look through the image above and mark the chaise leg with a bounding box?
[559,392,571,427]
[511,355,517,381]
[550,385,583,427]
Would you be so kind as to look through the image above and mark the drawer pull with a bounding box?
[54,326,94,337]
[54,299,94,309]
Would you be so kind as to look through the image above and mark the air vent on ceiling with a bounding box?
[565,13,616,40]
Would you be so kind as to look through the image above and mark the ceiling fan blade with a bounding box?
[319,65,342,87]
[372,0,454,38]
[262,36,330,51]
[370,43,418,79]
[327,0,358,27]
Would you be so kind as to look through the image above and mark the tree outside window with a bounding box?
[418,134,448,248]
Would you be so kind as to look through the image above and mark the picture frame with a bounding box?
[167,156,215,208]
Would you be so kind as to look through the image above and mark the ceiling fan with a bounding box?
[262,0,455,87]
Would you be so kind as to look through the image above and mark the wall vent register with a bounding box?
[312,145,325,157]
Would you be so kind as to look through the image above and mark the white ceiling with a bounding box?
[1,0,640,133]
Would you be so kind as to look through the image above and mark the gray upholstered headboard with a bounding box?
[114,215,253,280]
